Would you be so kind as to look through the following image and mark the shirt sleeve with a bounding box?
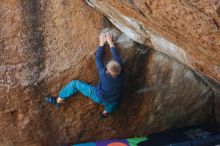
[96,46,105,73]
[110,47,122,65]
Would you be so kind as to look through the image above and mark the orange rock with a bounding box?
[0,0,217,145]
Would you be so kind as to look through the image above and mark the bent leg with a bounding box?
[59,80,100,103]
[58,80,79,100]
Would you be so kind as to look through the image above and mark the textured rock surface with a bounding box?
[86,0,220,83]
[0,0,215,145]
[85,0,220,123]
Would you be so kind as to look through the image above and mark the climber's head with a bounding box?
[106,60,122,77]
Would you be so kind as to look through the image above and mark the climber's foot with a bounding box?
[99,111,110,120]
[45,96,60,107]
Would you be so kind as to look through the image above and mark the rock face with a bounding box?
[86,0,220,83]
[0,0,216,145]
[85,0,220,123]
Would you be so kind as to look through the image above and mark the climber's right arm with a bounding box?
[96,33,106,73]
[96,46,105,72]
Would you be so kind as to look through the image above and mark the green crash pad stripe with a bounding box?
[127,137,148,146]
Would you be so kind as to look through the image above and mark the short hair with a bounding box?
[107,60,121,76]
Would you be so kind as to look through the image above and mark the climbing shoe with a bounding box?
[44,96,60,107]
[99,112,109,120]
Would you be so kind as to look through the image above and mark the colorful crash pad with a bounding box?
[73,137,148,146]
[72,123,220,146]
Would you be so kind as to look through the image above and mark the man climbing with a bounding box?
[45,33,124,119]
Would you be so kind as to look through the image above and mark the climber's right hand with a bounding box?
[99,33,107,46]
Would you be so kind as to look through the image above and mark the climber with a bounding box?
[45,33,124,119]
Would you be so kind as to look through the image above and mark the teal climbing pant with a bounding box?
[58,80,101,104]
[58,80,119,113]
